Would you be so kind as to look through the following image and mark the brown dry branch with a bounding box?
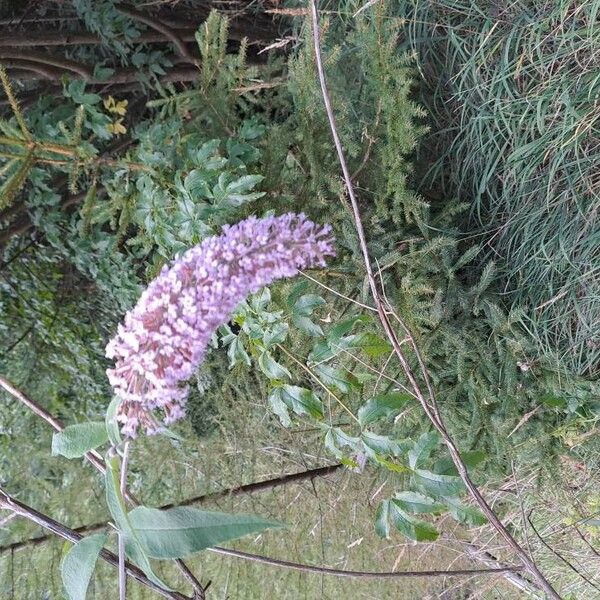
[0,29,199,48]
[208,545,521,579]
[115,4,198,64]
[0,50,92,79]
[307,1,561,598]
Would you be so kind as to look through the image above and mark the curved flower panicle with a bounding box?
[106,213,335,437]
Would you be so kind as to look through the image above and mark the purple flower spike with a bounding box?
[106,213,335,437]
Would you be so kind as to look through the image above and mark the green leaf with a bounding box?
[433,451,486,476]
[268,388,292,427]
[540,395,567,409]
[61,534,106,600]
[293,294,325,316]
[389,500,439,541]
[129,506,282,559]
[262,322,289,347]
[292,314,323,337]
[324,426,360,458]
[372,457,411,473]
[358,392,412,426]
[52,422,108,458]
[328,315,371,341]
[413,469,465,498]
[408,432,440,469]
[308,339,336,362]
[445,499,487,527]
[280,385,324,420]
[374,500,390,539]
[361,431,406,457]
[354,333,392,358]
[105,397,122,447]
[393,491,444,515]
[105,457,171,590]
[226,336,251,368]
[312,363,354,394]
[258,351,291,381]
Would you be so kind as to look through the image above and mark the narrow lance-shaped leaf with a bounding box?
[412,469,465,498]
[258,351,291,381]
[408,431,440,469]
[374,500,390,539]
[52,422,109,459]
[393,491,444,515]
[61,533,106,600]
[128,506,283,559]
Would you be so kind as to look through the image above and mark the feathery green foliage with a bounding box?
[401,0,600,377]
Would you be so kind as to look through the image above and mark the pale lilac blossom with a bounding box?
[106,213,335,436]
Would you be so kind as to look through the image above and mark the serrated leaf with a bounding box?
[433,451,486,476]
[361,431,406,457]
[393,491,444,515]
[52,422,108,459]
[389,500,439,541]
[445,499,487,527]
[263,322,289,347]
[374,500,390,539]
[292,314,323,337]
[358,392,412,426]
[354,333,392,358]
[129,506,282,559]
[280,385,324,420]
[328,315,371,341]
[61,534,106,600]
[408,432,440,469]
[413,469,465,498]
[225,174,263,194]
[324,426,360,458]
[226,337,251,368]
[268,388,292,427]
[293,294,325,316]
[258,351,291,381]
[372,456,411,473]
[308,339,336,362]
[312,363,354,394]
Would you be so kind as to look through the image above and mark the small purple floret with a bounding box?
[106,213,335,436]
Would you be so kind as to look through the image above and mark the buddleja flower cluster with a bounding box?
[106,213,335,437]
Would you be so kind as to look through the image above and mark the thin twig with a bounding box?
[119,443,131,600]
[300,271,377,312]
[277,343,359,423]
[527,511,600,594]
[307,2,561,598]
[208,546,522,578]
